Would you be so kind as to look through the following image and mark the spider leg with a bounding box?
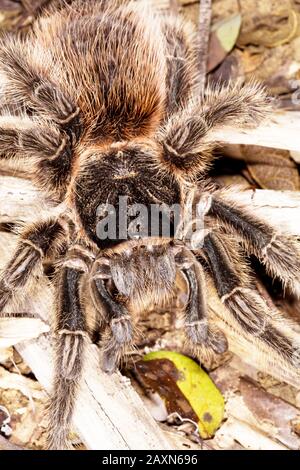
[202,232,298,366]
[0,115,73,195]
[208,194,300,295]
[0,40,80,127]
[91,274,134,374]
[156,81,271,177]
[0,218,66,314]
[161,14,200,114]
[175,246,227,354]
[47,245,93,450]
[0,42,81,195]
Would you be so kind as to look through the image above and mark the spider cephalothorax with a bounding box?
[73,141,181,247]
[0,0,300,450]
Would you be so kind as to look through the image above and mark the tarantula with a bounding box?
[0,0,300,450]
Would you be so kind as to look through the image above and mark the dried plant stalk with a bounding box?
[198,0,212,91]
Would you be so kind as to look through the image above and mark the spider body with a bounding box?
[74,142,181,248]
[0,0,300,450]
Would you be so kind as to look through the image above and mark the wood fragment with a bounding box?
[0,318,49,348]
[198,0,212,91]
[212,112,300,152]
[211,364,300,450]
[215,418,288,450]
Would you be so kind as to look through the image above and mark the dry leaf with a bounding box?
[222,145,300,191]
[237,0,299,48]
[243,147,300,191]
[208,14,241,71]
[136,351,225,439]
[211,37,300,95]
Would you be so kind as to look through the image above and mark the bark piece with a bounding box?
[211,363,300,450]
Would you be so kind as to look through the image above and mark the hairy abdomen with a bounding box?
[32,0,167,141]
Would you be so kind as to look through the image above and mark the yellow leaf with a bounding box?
[143,351,224,438]
[213,14,242,53]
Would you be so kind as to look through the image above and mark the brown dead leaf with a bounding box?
[0,0,23,30]
[240,145,300,190]
[211,30,300,95]
[208,14,242,72]
[0,0,56,31]
[240,378,300,450]
[216,143,299,190]
[211,362,300,450]
[238,0,299,48]
[0,365,47,449]
[136,358,199,424]
[182,0,239,27]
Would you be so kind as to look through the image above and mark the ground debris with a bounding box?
[0,364,47,449]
